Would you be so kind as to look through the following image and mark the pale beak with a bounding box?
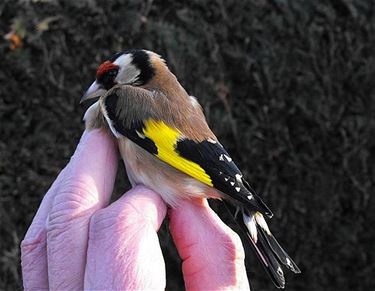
[80,81,107,103]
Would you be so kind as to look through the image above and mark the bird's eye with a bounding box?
[102,69,118,82]
[97,68,119,90]
[107,69,118,77]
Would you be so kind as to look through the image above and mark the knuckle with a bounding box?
[21,224,46,253]
[47,178,101,235]
[21,237,44,257]
[57,177,99,206]
[20,230,47,268]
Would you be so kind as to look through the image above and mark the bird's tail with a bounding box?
[223,202,300,288]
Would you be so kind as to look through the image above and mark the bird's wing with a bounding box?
[101,89,272,217]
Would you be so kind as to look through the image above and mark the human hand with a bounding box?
[21,129,250,290]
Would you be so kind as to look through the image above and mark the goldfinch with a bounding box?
[81,49,300,288]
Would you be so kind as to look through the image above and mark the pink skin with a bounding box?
[21,129,250,290]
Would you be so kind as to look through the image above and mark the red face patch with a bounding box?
[96,61,119,80]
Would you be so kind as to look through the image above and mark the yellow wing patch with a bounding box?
[142,119,213,186]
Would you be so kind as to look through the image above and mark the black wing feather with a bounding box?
[176,139,273,217]
[105,92,158,155]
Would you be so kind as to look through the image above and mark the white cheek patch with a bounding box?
[114,54,141,85]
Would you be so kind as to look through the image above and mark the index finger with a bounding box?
[21,129,118,290]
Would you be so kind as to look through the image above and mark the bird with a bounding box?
[80,49,300,288]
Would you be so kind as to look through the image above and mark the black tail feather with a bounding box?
[222,201,300,289]
[258,226,301,274]
[254,225,285,288]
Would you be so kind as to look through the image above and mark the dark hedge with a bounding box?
[1,0,374,290]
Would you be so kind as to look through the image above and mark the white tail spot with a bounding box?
[286,258,292,267]
[277,267,284,276]
[235,174,243,182]
[255,212,271,235]
[224,154,232,162]
[243,213,258,243]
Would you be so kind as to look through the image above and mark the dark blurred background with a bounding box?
[1,0,374,290]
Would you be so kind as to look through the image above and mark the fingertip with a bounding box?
[169,199,249,290]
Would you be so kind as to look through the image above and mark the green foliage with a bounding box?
[1,0,374,290]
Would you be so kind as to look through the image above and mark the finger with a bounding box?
[84,186,167,290]
[169,199,250,291]
[21,167,67,290]
[46,129,118,290]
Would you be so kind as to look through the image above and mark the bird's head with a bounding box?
[81,49,159,102]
